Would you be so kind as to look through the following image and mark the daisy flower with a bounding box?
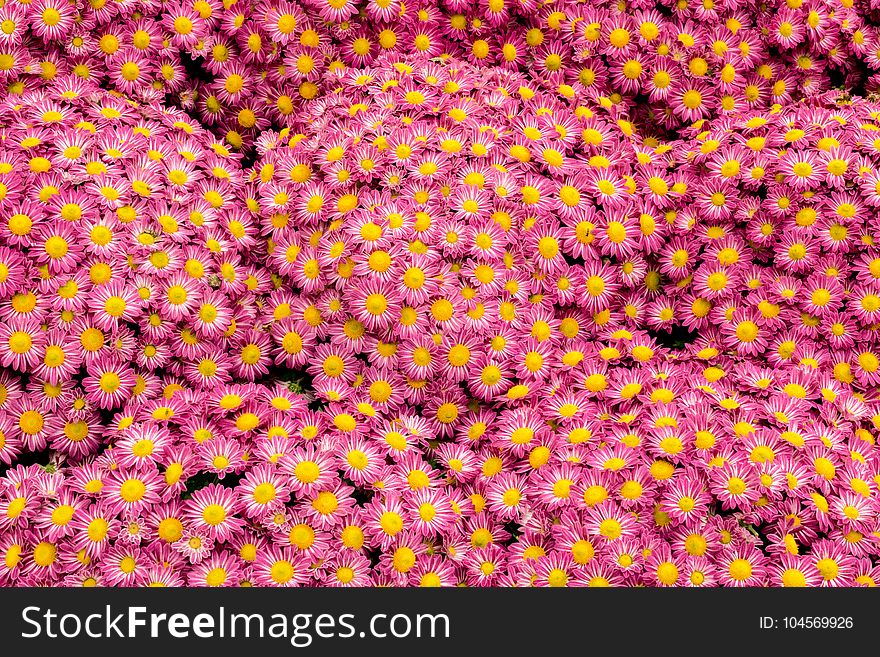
[184,483,245,542]
[253,547,310,587]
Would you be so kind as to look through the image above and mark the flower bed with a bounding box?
[0,1,878,587]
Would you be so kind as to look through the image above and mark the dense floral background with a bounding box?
[0,0,879,587]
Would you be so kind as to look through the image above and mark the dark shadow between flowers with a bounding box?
[649,325,698,351]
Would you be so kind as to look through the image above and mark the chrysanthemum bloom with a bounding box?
[104,469,163,516]
[253,547,310,587]
[184,484,245,542]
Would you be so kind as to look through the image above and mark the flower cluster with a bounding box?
[256,54,880,373]
[7,0,880,152]
[0,1,879,587]
[245,55,880,585]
